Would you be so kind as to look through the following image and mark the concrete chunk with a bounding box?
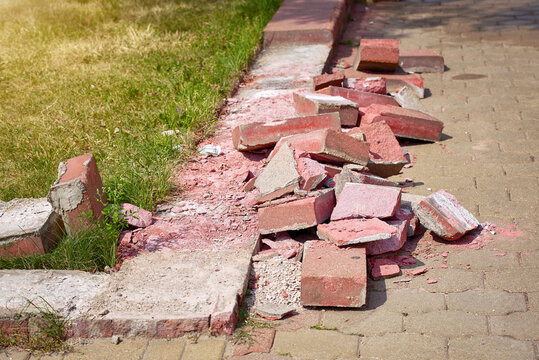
[354,39,399,72]
[293,92,359,126]
[317,218,397,247]
[255,303,295,320]
[392,85,430,114]
[0,198,64,257]
[301,240,367,307]
[331,183,401,220]
[361,104,444,142]
[232,113,341,151]
[270,129,370,165]
[255,143,300,203]
[258,189,335,234]
[413,190,479,241]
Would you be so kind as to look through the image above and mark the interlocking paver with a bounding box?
[143,339,186,360]
[485,268,539,292]
[447,250,520,270]
[404,268,484,292]
[489,311,539,340]
[182,339,226,360]
[271,329,359,359]
[405,310,488,337]
[369,288,446,313]
[447,289,527,314]
[63,339,148,360]
[448,336,535,360]
[528,292,539,311]
[359,333,447,360]
[321,309,403,336]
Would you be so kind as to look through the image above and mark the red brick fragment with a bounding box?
[317,218,397,247]
[293,92,359,126]
[364,218,408,255]
[352,120,407,177]
[343,69,424,98]
[331,183,401,221]
[317,86,398,108]
[47,153,106,234]
[361,104,444,141]
[369,257,401,279]
[413,190,480,240]
[313,72,345,90]
[270,129,370,166]
[353,172,398,187]
[258,190,335,234]
[301,241,367,307]
[297,157,327,191]
[119,203,153,228]
[344,77,387,94]
[354,39,399,72]
[232,113,341,151]
[399,49,444,73]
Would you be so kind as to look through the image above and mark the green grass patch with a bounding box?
[0,0,281,210]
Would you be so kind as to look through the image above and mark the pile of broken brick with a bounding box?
[233,39,480,309]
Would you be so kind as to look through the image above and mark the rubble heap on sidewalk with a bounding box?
[232,39,479,309]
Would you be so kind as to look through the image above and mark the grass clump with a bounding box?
[233,303,273,345]
[0,0,282,210]
[0,297,69,353]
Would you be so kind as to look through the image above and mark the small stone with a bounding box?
[255,303,295,320]
[370,258,401,279]
[119,203,153,228]
[111,335,121,345]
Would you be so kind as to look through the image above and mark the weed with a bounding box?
[341,39,360,47]
[278,352,292,357]
[310,324,337,331]
[233,301,273,345]
[0,297,68,352]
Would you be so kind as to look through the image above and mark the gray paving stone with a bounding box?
[490,312,539,340]
[405,310,488,337]
[520,251,539,267]
[447,250,520,270]
[405,268,484,293]
[369,288,446,313]
[360,333,447,360]
[528,292,539,311]
[447,289,526,314]
[64,339,148,360]
[321,309,403,336]
[485,268,539,292]
[183,339,226,360]
[449,336,535,360]
[271,329,359,359]
[143,339,186,360]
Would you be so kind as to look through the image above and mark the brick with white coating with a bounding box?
[297,157,327,191]
[317,218,397,247]
[331,183,401,221]
[293,92,359,126]
[364,218,408,255]
[413,190,480,241]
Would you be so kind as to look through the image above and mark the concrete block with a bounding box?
[354,39,399,72]
[313,72,345,90]
[254,143,301,204]
[399,49,444,73]
[301,240,367,307]
[232,113,341,151]
[0,198,64,257]
[331,183,401,220]
[413,190,479,240]
[344,77,387,94]
[47,153,106,234]
[318,86,399,108]
[354,120,408,177]
[297,157,327,191]
[293,92,359,126]
[392,85,430,114]
[317,218,397,246]
[258,189,335,234]
[270,129,370,166]
[361,104,444,141]
[364,218,408,255]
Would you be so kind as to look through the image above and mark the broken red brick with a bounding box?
[361,104,444,141]
[258,190,335,234]
[394,206,420,237]
[413,190,480,240]
[313,72,345,90]
[369,257,401,279]
[343,69,425,98]
[317,86,399,108]
[353,172,399,187]
[364,218,408,255]
[331,183,401,221]
[293,92,359,126]
[232,113,341,151]
[47,153,106,234]
[354,39,399,72]
[119,203,153,228]
[353,120,407,177]
[317,218,397,247]
[270,129,370,166]
[301,240,367,307]
[297,157,327,191]
[344,77,387,94]
[399,49,444,73]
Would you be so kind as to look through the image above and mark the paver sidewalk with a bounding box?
[2,0,537,359]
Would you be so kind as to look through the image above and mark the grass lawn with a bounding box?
[0,0,281,270]
[0,0,281,210]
